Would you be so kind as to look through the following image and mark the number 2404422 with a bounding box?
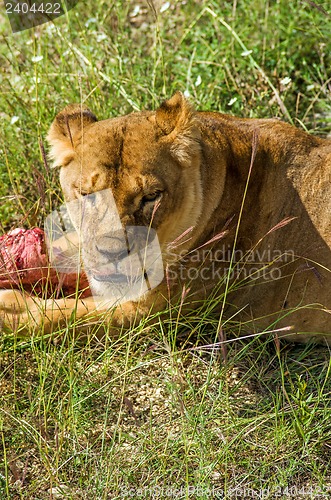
[6,3,61,14]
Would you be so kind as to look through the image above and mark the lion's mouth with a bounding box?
[93,272,129,283]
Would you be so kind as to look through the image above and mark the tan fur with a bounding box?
[1,92,331,343]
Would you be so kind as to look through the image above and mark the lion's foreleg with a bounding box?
[0,290,100,336]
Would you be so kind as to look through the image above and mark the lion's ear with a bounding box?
[156,92,192,135]
[155,92,200,166]
[47,104,97,168]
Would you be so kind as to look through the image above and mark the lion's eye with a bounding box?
[142,191,162,204]
[75,188,89,198]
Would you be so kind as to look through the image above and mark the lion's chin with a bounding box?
[86,271,147,307]
[89,277,128,304]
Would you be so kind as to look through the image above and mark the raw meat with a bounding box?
[0,228,90,297]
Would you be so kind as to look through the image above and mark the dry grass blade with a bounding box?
[167,226,194,250]
[265,216,298,237]
[302,0,331,17]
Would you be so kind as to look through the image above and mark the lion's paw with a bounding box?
[0,289,43,335]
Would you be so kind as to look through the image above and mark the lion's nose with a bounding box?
[96,235,131,262]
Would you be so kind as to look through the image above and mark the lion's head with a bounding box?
[47,93,203,299]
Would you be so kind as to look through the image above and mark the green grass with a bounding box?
[1,0,331,497]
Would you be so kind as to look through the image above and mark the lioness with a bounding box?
[1,92,331,342]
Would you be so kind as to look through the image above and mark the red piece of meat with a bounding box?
[0,228,91,298]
